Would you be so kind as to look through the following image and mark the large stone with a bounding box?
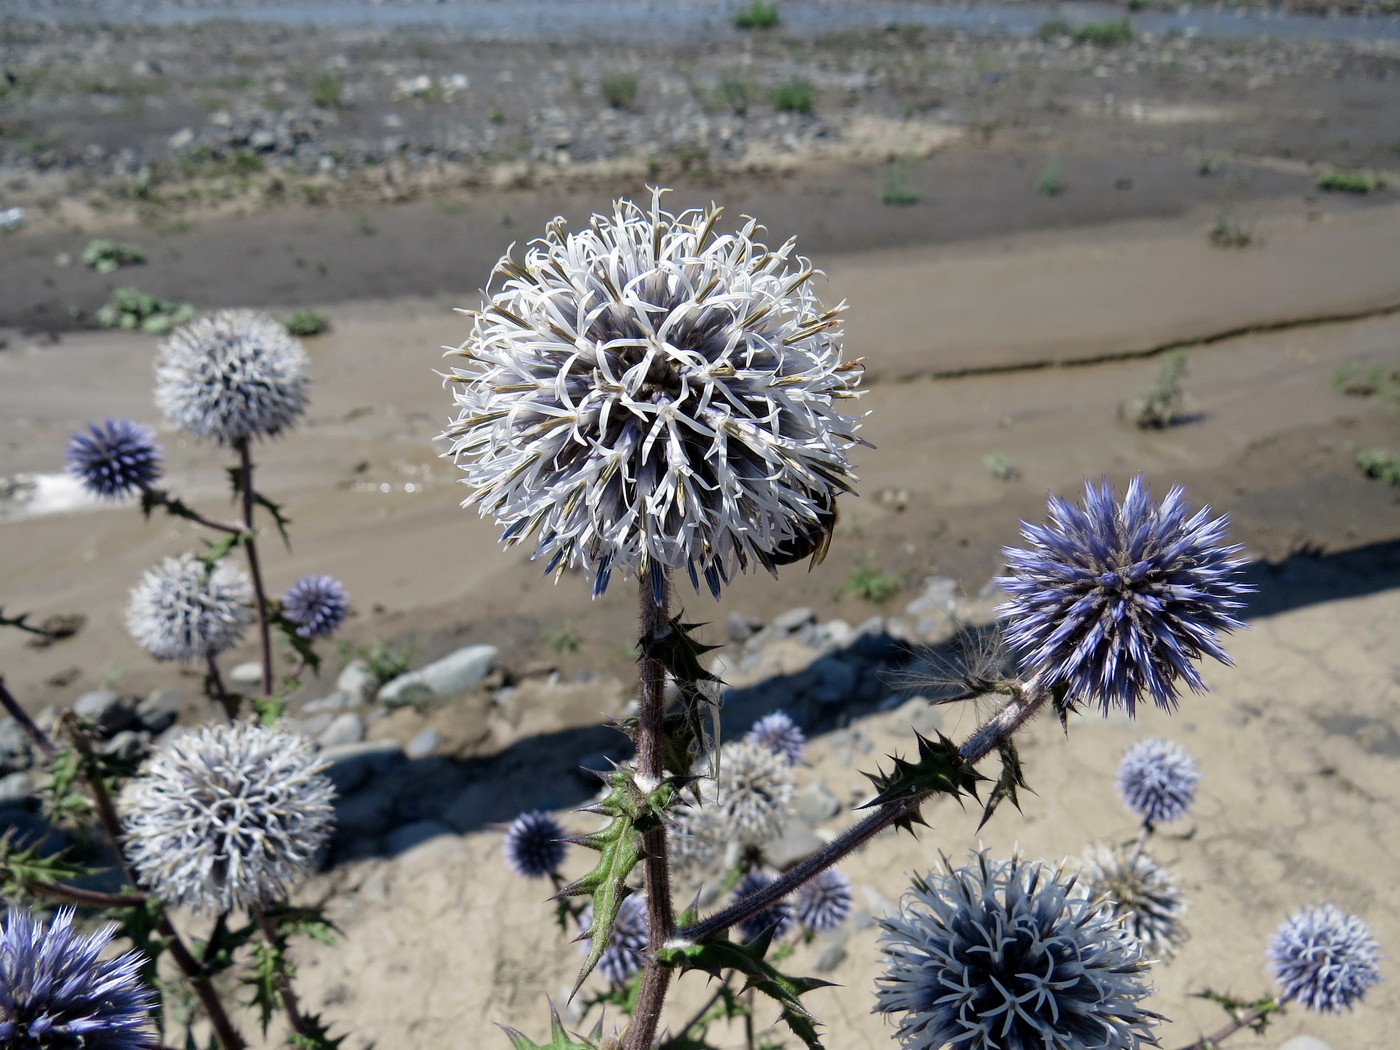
[0,771,33,808]
[229,662,263,686]
[317,712,365,749]
[378,645,498,706]
[0,719,31,774]
[319,740,404,797]
[72,690,136,734]
[333,788,396,839]
[336,660,377,704]
[136,690,181,734]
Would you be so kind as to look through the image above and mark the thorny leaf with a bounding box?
[225,466,294,549]
[266,902,340,947]
[977,738,1032,831]
[1192,989,1281,1034]
[499,1002,603,1050]
[0,834,92,904]
[859,731,985,834]
[640,616,723,777]
[289,1013,350,1050]
[245,937,283,1037]
[198,531,243,570]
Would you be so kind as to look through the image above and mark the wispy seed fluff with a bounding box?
[120,722,335,913]
[126,554,253,663]
[156,310,309,445]
[1080,844,1189,961]
[440,190,865,599]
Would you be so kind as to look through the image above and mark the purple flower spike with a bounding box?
[1269,904,1382,1013]
[281,574,350,639]
[997,474,1252,716]
[65,419,162,499]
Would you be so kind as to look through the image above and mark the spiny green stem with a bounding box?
[254,905,311,1042]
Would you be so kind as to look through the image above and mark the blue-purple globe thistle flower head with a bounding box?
[1268,904,1382,1013]
[503,810,568,878]
[745,709,805,765]
[440,189,866,600]
[796,866,853,933]
[1080,844,1188,961]
[733,870,794,942]
[996,474,1252,716]
[874,851,1158,1050]
[0,907,156,1050]
[65,419,162,500]
[125,554,252,663]
[578,893,648,986]
[156,309,309,445]
[119,722,335,913]
[1117,737,1199,825]
[281,574,350,639]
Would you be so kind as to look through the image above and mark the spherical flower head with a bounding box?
[120,722,335,913]
[996,474,1252,715]
[281,574,350,639]
[65,419,162,499]
[734,870,794,942]
[0,907,156,1050]
[671,739,795,873]
[126,554,252,663]
[156,309,309,445]
[1268,904,1382,1013]
[875,851,1158,1050]
[579,893,648,986]
[745,709,805,765]
[1081,844,1188,961]
[503,810,568,878]
[440,189,865,599]
[796,866,853,933]
[1117,738,1199,825]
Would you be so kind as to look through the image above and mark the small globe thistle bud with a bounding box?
[670,740,795,874]
[65,419,162,499]
[1080,844,1189,961]
[502,810,568,878]
[1269,904,1382,1013]
[875,851,1157,1050]
[125,554,252,662]
[0,907,156,1050]
[733,870,794,942]
[745,709,805,765]
[795,866,853,933]
[156,309,309,445]
[1117,737,1199,825]
[281,573,350,639]
[579,893,648,986]
[120,722,335,913]
[441,189,865,599]
[997,475,1252,715]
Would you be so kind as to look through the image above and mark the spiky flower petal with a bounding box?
[734,870,794,942]
[156,309,309,445]
[120,722,335,913]
[997,474,1251,715]
[579,893,648,986]
[875,851,1158,1050]
[502,810,568,878]
[281,574,350,639]
[745,709,805,765]
[65,419,162,499]
[0,907,156,1050]
[1117,738,1199,825]
[1081,844,1188,961]
[796,866,853,933]
[125,554,252,662]
[1269,904,1382,1013]
[440,189,865,599]
[670,740,795,874]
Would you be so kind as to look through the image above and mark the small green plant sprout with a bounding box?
[1356,448,1400,486]
[1035,18,1074,42]
[95,287,196,334]
[718,76,751,116]
[311,71,346,109]
[543,618,583,656]
[1209,213,1253,248]
[1315,170,1386,194]
[1330,361,1400,406]
[1124,350,1190,429]
[1037,155,1063,196]
[283,311,329,337]
[983,451,1020,481]
[1196,152,1224,176]
[843,558,903,603]
[882,155,921,206]
[733,0,781,29]
[82,238,146,274]
[601,72,640,110]
[771,78,815,115]
[1072,19,1134,46]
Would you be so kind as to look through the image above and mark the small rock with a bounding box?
[136,690,181,734]
[378,644,498,706]
[320,740,405,797]
[773,607,816,634]
[792,781,841,823]
[304,691,353,714]
[318,713,365,749]
[384,819,451,855]
[405,728,438,759]
[727,611,763,642]
[168,127,196,150]
[337,661,377,704]
[813,927,849,972]
[765,819,824,869]
[0,771,33,807]
[72,690,136,734]
[0,720,32,774]
[302,713,334,739]
[894,697,943,738]
[229,662,263,687]
[99,730,148,763]
[248,128,278,152]
[1279,1038,1332,1050]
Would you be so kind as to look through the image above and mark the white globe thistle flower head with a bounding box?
[120,722,335,913]
[1080,844,1189,962]
[670,739,795,875]
[441,189,866,600]
[156,309,309,445]
[126,554,253,663]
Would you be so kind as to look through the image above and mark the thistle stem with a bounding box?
[140,484,243,535]
[0,677,56,760]
[235,440,275,701]
[25,880,146,909]
[677,679,1049,945]
[254,905,312,1041]
[622,572,676,1050]
[205,655,237,721]
[1171,1004,1274,1050]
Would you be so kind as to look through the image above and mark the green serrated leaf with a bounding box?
[289,1012,349,1050]
[253,490,294,550]
[266,903,340,947]
[860,731,986,833]
[0,835,94,903]
[245,938,282,1036]
[199,531,243,568]
[657,933,833,1050]
[499,1001,599,1050]
[250,694,285,726]
[977,738,1032,831]
[640,616,723,777]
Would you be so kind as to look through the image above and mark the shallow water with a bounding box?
[8,0,1400,43]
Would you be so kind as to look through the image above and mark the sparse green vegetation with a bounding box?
[82,238,145,274]
[601,72,640,110]
[771,79,815,115]
[284,311,329,337]
[339,638,414,690]
[1315,170,1386,194]
[543,618,583,656]
[1072,19,1135,46]
[1209,214,1253,248]
[1356,448,1400,486]
[983,451,1020,481]
[1037,155,1063,196]
[1035,19,1074,42]
[95,288,196,334]
[843,559,903,604]
[311,71,345,110]
[882,155,921,206]
[1330,361,1400,410]
[733,0,781,30]
[718,76,751,116]
[1127,351,1190,429]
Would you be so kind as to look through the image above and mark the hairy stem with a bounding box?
[254,906,312,1042]
[25,879,146,909]
[140,484,243,535]
[678,679,1049,944]
[622,573,676,1050]
[0,677,56,761]
[1172,1004,1275,1050]
[235,440,275,700]
[205,655,237,721]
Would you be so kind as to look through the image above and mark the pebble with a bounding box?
[72,690,136,733]
[772,607,816,634]
[229,662,264,686]
[337,660,378,705]
[304,691,354,715]
[0,771,33,807]
[378,644,498,706]
[792,781,842,823]
[0,720,32,774]
[318,712,366,749]
[765,818,824,869]
[1279,1038,1332,1050]
[405,728,438,759]
[136,690,181,734]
